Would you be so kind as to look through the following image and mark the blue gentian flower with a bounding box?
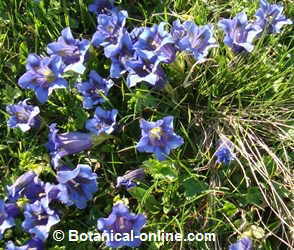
[45,123,95,168]
[136,116,184,161]
[116,168,145,190]
[91,8,128,58]
[255,0,292,34]
[109,32,134,78]
[6,237,44,250]
[76,70,114,109]
[134,22,176,64]
[97,202,146,248]
[6,99,40,132]
[0,200,19,240]
[22,198,60,241]
[88,0,114,14]
[85,107,118,135]
[7,171,46,203]
[18,54,67,103]
[44,183,62,202]
[215,138,235,164]
[171,20,218,62]
[47,27,90,74]
[56,165,98,209]
[110,28,168,88]
[126,56,166,88]
[229,237,252,250]
[218,12,262,53]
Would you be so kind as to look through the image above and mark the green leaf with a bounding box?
[143,159,178,181]
[183,177,208,197]
[128,187,160,213]
[245,187,263,205]
[0,145,8,151]
[1,86,22,104]
[222,201,238,216]
[92,133,115,146]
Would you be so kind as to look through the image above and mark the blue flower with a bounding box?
[6,99,40,132]
[109,32,134,78]
[56,165,98,209]
[229,237,252,250]
[7,171,46,203]
[18,54,67,103]
[6,237,44,250]
[215,138,235,164]
[45,123,95,168]
[218,12,262,53]
[0,200,19,240]
[125,55,167,88]
[76,70,114,109]
[116,168,145,190]
[136,116,184,161]
[47,27,90,74]
[91,8,128,58]
[103,25,168,88]
[255,0,292,34]
[133,22,176,64]
[86,107,118,135]
[97,202,146,248]
[22,198,60,241]
[44,183,62,202]
[88,0,114,14]
[171,20,218,62]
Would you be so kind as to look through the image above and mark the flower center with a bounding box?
[118,216,126,230]
[149,127,163,140]
[15,111,29,122]
[42,68,56,83]
[114,216,132,233]
[69,179,80,188]
[37,214,47,221]
[59,45,79,57]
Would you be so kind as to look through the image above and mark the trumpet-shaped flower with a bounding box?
[7,171,46,203]
[22,198,60,241]
[134,22,176,64]
[76,70,114,109]
[56,165,98,209]
[18,54,67,103]
[46,123,95,168]
[126,55,166,88]
[171,20,218,62]
[47,27,90,74]
[136,116,184,160]
[91,8,128,58]
[215,138,235,164]
[0,200,20,240]
[116,168,145,189]
[6,99,40,132]
[109,32,134,78]
[88,0,114,14]
[6,237,44,250]
[86,107,118,135]
[229,237,252,250]
[97,203,146,248]
[255,0,292,34]
[218,12,262,53]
